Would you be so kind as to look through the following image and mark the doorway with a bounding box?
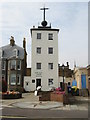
[81,74,86,89]
[60,82,63,89]
[36,79,41,88]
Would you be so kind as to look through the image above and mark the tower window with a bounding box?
[48,47,53,54]
[36,63,41,69]
[48,33,53,40]
[37,33,41,39]
[48,63,53,69]
[37,47,41,54]
[48,79,53,86]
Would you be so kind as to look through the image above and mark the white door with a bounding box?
[25,82,30,91]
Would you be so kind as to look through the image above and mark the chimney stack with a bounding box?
[23,38,26,49]
[10,36,15,46]
[67,62,69,67]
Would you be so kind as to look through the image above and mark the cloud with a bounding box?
[58,3,88,68]
[0,2,88,69]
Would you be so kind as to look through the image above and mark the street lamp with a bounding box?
[62,64,65,91]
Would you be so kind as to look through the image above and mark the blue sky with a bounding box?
[0,1,88,69]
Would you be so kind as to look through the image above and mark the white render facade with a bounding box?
[30,28,59,91]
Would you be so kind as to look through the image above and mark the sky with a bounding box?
[0,1,89,69]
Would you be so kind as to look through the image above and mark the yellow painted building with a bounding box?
[74,67,88,89]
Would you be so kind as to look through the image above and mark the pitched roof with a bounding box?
[0,44,24,59]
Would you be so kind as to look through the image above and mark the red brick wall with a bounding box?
[50,93,63,102]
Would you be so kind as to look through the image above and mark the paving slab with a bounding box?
[12,101,63,109]
[1,93,89,111]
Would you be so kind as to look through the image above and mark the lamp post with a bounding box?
[62,64,65,91]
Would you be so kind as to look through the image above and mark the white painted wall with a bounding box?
[24,76,31,91]
[31,29,59,91]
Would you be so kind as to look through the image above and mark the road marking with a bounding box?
[0,115,27,118]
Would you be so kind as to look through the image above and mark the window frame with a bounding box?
[48,63,53,70]
[2,61,6,70]
[36,47,41,54]
[32,80,35,83]
[36,63,41,69]
[48,47,53,54]
[17,60,21,70]
[37,33,41,39]
[48,79,53,86]
[10,60,16,70]
[17,74,21,85]
[10,74,16,85]
[48,33,53,40]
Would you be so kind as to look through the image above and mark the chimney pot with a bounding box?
[10,36,15,46]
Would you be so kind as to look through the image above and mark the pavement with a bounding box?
[1,92,89,111]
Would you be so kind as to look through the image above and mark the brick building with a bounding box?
[0,36,27,92]
[58,62,73,88]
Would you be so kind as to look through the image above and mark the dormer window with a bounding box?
[13,49,19,57]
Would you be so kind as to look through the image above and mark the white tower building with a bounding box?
[30,7,59,91]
